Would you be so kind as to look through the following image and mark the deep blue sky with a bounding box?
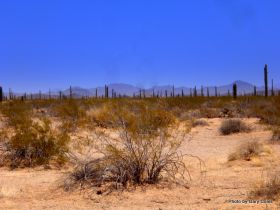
[0,0,279,92]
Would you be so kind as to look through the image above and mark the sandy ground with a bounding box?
[1,118,280,210]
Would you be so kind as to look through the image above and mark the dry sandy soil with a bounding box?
[1,118,280,210]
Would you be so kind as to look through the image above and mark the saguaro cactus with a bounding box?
[95,88,98,98]
[207,87,210,97]
[59,91,62,100]
[215,87,218,97]
[201,86,204,97]
[194,86,197,97]
[0,86,3,102]
[254,86,257,96]
[104,85,109,98]
[233,83,237,99]
[70,86,73,99]
[181,89,184,97]
[271,79,275,96]
[264,64,268,97]
[172,85,175,98]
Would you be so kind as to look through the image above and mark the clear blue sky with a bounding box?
[0,0,279,92]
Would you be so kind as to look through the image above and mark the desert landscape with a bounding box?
[1,1,280,209]
[0,94,280,209]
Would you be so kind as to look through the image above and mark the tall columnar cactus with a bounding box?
[59,91,62,100]
[227,90,230,97]
[194,86,197,97]
[233,83,237,99]
[9,88,12,100]
[139,89,142,99]
[207,87,210,97]
[215,86,218,97]
[95,88,98,98]
[264,64,268,97]
[254,86,257,96]
[165,90,167,98]
[0,86,3,102]
[70,86,73,99]
[201,86,204,97]
[172,85,175,98]
[104,85,109,98]
[39,90,42,100]
[152,89,155,98]
[271,79,275,96]
[181,89,184,97]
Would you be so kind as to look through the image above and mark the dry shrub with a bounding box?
[0,102,69,168]
[192,119,209,127]
[65,106,194,192]
[54,99,87,131]
[220,119,250,135]
[228,141,264,161]
[0,101,32,128]
[248,99,280,126]
[271,128,280,142]
[2,118,69,168]
[92,100,175,131]
[250,173,280,200]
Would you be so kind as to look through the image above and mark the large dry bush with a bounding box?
[220,119,251,135]
[65,106,194,192]
[0,101,69,168]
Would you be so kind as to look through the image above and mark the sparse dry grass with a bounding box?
[250,173,280,200]
[192,119,209,127]
[228,141,265,161]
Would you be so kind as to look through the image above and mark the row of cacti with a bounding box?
[0,64,277,101]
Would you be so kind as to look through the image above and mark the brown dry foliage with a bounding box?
[228,141,264,161]
[220,119,251,135]
[250,173,280,200]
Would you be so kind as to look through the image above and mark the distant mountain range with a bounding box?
[5,80,279,98]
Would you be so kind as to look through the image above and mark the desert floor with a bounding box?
[1,118,280,210]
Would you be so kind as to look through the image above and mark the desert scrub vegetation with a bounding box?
[0,101,32,128]
[220,119,251,135]
[250,173,280,200]
[271,128,280,142]
[192,119,209,127]
[0,101,69,168]
[64,104,194,193]
[228,141,266,161]
[53,99,88,131]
